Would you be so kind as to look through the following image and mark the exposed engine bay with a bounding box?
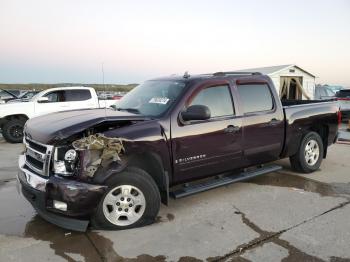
[72,134,125,177]
[51,120,136,179]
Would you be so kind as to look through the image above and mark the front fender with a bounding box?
[90,120,171,205]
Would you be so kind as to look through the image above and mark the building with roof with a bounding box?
[236,64,316,100]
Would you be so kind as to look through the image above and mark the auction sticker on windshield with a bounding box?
[149,97,170,104]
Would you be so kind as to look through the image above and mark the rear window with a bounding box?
[237,84,274,114]
[65,90,92,101]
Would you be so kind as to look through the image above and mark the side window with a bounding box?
[190,85,234,118]
[237,84,273,114]
[44,91,66,103]
[65,90,92,101]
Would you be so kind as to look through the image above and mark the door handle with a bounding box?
[225,125,240,133]
[268,118,280,126]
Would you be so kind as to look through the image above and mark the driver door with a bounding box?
[171,81,243,183]
[34,90,71,116]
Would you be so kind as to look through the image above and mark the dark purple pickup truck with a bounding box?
[18,71,340,231]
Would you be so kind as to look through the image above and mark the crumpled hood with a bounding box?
[25,108,148,144]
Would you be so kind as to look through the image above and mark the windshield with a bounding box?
[115,80,186,116]
[0,89,17,99]
[326,86,343,95]
[30,90,47,101]
[21,91,38,99]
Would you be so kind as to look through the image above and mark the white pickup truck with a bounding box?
[0,86,116,143]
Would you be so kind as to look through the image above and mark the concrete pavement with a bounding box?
[0,136,349,261]
[0,135,23,181]
[276,143,350,184]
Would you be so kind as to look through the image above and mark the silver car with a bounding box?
[335,89,350,121]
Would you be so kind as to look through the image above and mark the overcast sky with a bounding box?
[0,0,349,86]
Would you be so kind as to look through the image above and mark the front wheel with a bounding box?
[2,119,25,143]
[289,132,324,173]
[92,167,161,230]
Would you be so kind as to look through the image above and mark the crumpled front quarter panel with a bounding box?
[102,119,172,177]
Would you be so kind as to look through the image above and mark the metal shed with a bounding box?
[236,64,316,100]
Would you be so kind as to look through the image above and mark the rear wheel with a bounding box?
[289,132,323,173]
[92,167,161,230]
[2,119,25,143]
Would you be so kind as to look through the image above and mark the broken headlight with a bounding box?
[53,147,78,176]
[65,149,77,161]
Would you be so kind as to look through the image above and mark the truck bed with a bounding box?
[281,99,336,107]
[281,99,339,159]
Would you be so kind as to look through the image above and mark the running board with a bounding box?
[171,165,282,199]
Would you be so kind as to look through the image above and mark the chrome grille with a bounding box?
[24,137,54,177]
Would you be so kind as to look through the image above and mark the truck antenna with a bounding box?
[102,62,105,87]
[183,71,190,79]
[102,62,106,117]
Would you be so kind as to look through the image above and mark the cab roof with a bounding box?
[149,71,269,83]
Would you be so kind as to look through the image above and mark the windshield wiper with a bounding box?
[115,107,141,114]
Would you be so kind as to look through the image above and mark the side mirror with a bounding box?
[181,105,211,122]
[37,97,49,103]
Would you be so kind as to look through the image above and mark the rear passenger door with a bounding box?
[236,82,284,165]
[171,82,243,183]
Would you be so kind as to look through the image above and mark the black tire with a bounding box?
[289,132,324,173]
[2,119,25,143]
[92,167,161,230]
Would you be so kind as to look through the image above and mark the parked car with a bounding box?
[5,89,22,97]
[20,90,40,100]
[18,71,340,232]
[0,87,116,143]
[98,92,112,100]
[7,90,40,103]
[0,89,18,103]
[112,95,123,100]
[314,85,343,100]
[335,89,350,121]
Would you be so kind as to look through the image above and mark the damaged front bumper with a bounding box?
[17,155,107,232]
